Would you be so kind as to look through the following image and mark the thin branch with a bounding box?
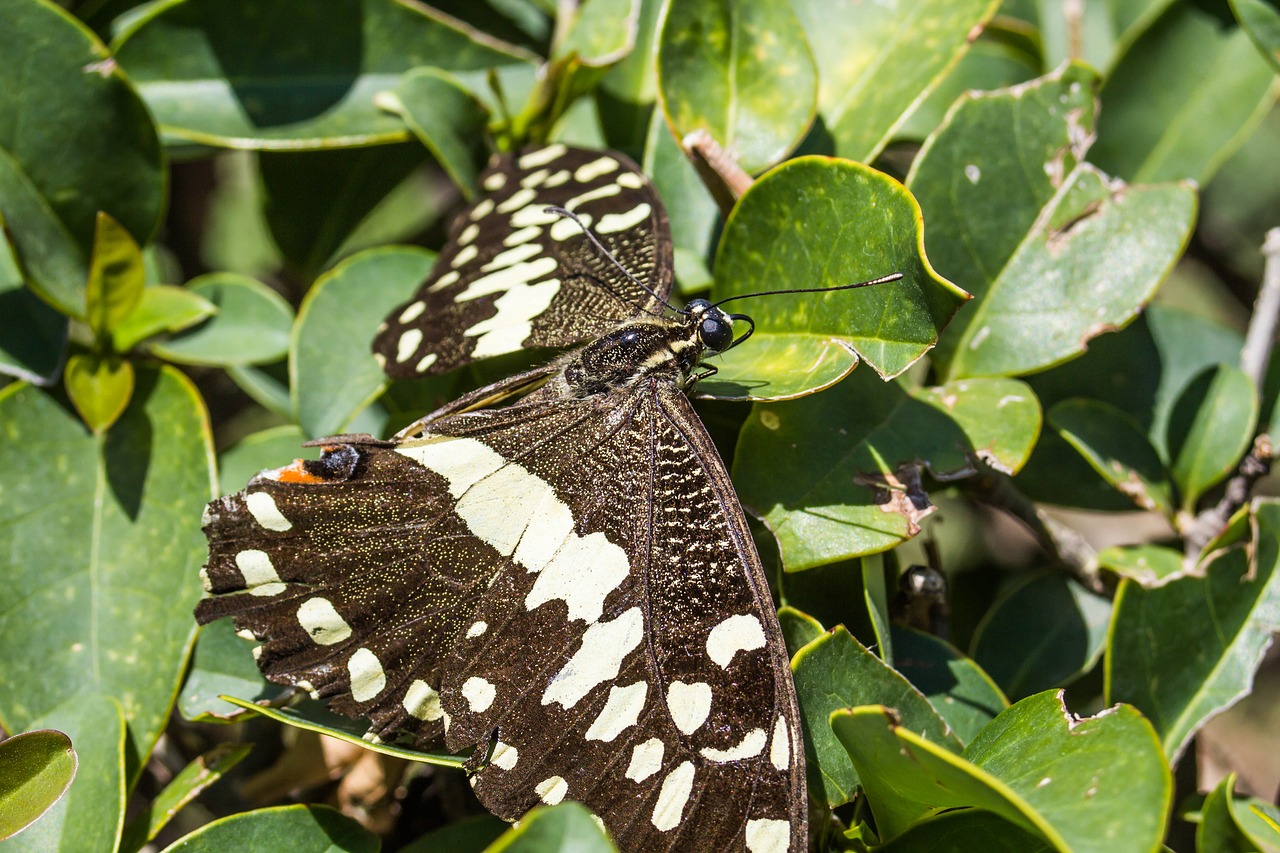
[1240,228,1280,388]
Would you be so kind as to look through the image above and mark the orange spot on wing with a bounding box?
[273,460,326,484]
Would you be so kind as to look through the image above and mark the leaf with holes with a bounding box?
[1096,544,1185,587]
[910,63,1196,381]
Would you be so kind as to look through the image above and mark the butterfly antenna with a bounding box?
[544,206,680,315]
[710,273,904,309]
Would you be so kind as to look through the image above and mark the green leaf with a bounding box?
[657,0,817,174]
[791,626,959,807]
[387,69,490,198]
[113,0,537,150]
[642,111,718,292]
[707,156,969,399]
[910,63,1197,380]
[832,690,1170,852]
[597,0,664,153]
[1197,774,1274,853]
[1096,544,1185,587]
[1091,1,1278,184]
[1232,0,1280,73]
[555,0,639,64]
[400,815,508,853]
[150,273,293,367]
[878,809,1053,852]
[969,572,1112,700]
[178,619,287,723]
[0,368,216,783]
[0,0,164,316]
[1167,364,1259,512]
[217,424,312,494]
[0,730,77,842]
[1048,399,1175,514]
[1107,498,1280,761]
[64,352,135,434]
[227,361,293,418]
[160,804,379,853]
[292,247,436,438]
[485,802,617,852]
[776,605,823,658]
[119,743,250,853]
[217,695,467,769]
[111,285,218,353]
[0,233,66,385]
[259,143,429,282]
[734,371,1040,569]
[790,0,999,162]
[890,626,1008,746]
[0,695,125,853]
[84,212,146,341]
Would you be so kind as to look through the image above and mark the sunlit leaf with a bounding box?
[0,730,77,842]
[160,804,379,853]
[150,273,293,367]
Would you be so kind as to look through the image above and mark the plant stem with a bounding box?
[683,129,753,214]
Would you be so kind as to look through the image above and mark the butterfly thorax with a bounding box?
[555,300,735,398]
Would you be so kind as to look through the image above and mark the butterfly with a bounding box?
[198,144,810,852]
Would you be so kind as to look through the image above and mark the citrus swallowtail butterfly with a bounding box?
[198,145,807,851]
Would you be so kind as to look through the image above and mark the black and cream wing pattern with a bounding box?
[197,145,807,852]
[373,144,673,378]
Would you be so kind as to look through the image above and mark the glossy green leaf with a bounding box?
[1167,364,1259,512]
[1107,498,1280,761]
[0,730,77,842]
[112,286,218,352]
[863,553,893,663]
[1049,399,1175,514]
[227,361,293,418]
[178,618,286,723]
[556,0,639,64]
[734,371,1039,569]
[259,143,429,282]
[1197,774,1277,853]
[642,111,718,291]
[84,213,146,341]
[910,63,1197,381]
[119,743,250,853]
[970,573,1112,700]
[292,247,436,438]
[1232,0,1280,73]
[400,815,508,853]
[113,0,537,149]
[657,0,817,174]
[0,0,164,316]
[150,274,293,367]
[707,156,969,399]
[596,0,664,153]
[486,802,617,852]
[0,368,215,781]
[218,695,467,769]
[791,626,959,807]
[890,626,1008,746]
[0,232,66,386]
[790,0,999,162]
[64,352,135,434]
[776,605,823,658]
[879,809,1053,852]
[1096,544,1185,587]
[833,690,1170,852]
[160,804,379,853]
[388,69,489,198]
[0,695,125,853]
[1091,1,1278,185]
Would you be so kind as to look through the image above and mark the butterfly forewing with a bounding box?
[374,145,673,379]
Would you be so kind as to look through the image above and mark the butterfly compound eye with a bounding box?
[699,314,733,352]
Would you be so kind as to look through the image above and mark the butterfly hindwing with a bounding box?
[373,145,674,379]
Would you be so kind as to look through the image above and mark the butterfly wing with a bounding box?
[197,372,806,851]
[373,145,673,379]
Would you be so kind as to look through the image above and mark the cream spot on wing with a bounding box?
[235,550,284,596]
[456,256,557,301]
[518,144,567,169]
[746,818,791,852]
[396,328,424,363]
[452,244,478,268]
[771,715,790,771]
[491,740,518,770]
[626,737,664,782]
[574,156,618,183]
[482,172,506,191]
[470,197,495,219]
[510,204,562,228]
[706,614,766,668]
[616,171,644,188]
[459,222,480,244]
[503,225,541,246]
[666,681,712,734]
[462,676,496,712]
[596,203,652,234]
[348,648,386,702]
[700,728,767,763]
[651,761,695,832]
[481,242,541,271]
[497,187,536,214]
[199,566,212,592]
[398,301,426,323]
[565,183,621,211]
[585,682,647,742]
[520,168,549,187]
[543,169,571,187]
[416,353,438,373]
[466,620,488,638]
[543,608,644,709]
[536,775,568,804]
[550,212,591,241]
[245,491,291,531]
[525,528,627,623]
[296,598,352,646]
[403,679,444,721]
[428,269,460,291]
